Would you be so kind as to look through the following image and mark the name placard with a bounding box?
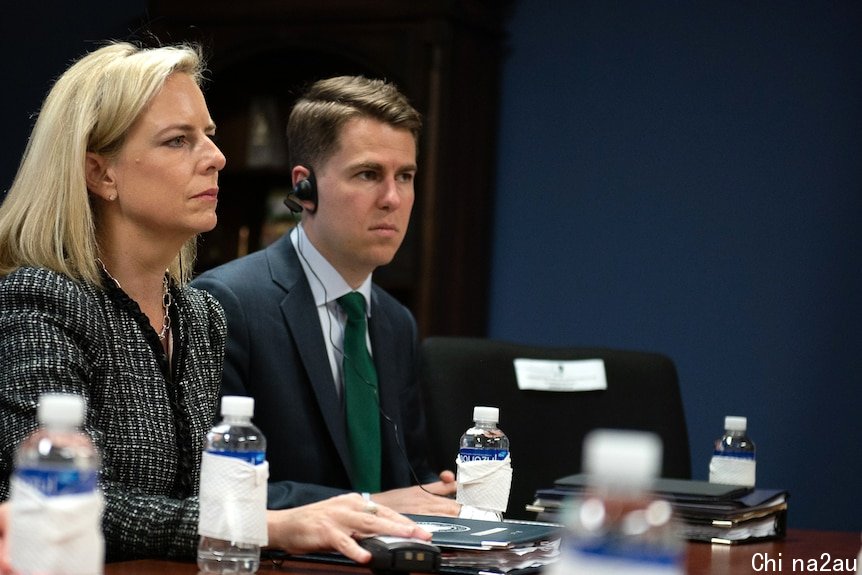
[513,358,608,392]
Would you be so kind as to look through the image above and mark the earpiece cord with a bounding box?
[296,226,439,498]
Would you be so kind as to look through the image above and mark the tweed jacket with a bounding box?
[0,267,226,561]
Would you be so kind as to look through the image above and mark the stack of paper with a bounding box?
[408,514,562,574]
[527,474,788,545]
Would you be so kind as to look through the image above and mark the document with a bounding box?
[529,475,788,545]
[286,515,562,574]
[409,514,562,573]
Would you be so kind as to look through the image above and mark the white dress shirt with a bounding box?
[290,224,373,397]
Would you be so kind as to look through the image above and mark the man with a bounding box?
[193,76,459,515]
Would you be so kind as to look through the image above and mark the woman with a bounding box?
[0,41,428,567]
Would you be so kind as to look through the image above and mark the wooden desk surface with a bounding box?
[106,529,861,575]
[685,529,859,575]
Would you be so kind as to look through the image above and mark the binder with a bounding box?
[529,474,789,544]
[284,515,563,574]
[407,514,562,573]
[407,514,561,550]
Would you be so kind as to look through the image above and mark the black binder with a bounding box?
[530,474,789,544]
[283,515,562,574]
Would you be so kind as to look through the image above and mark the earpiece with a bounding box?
[283,169,318,214]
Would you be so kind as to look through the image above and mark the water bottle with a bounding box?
[198,396,268,574]
[547,429,684,575]
[709,415,756,487]
[456,406,512,518]
[459,406,510,462]
[8,393,104,575]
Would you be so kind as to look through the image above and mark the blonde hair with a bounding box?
[0,41,205,285]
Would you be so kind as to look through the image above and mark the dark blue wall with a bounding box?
[490,1,861,531]
[3,0,859,533]
[0,1,148,202]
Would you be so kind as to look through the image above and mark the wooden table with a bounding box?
[106,529,861,574]
[685,529,859,574]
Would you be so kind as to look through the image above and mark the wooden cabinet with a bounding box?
[148,0,511,336]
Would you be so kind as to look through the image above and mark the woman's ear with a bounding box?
[85,152,117,201]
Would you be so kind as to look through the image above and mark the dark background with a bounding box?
[2,1,859,532]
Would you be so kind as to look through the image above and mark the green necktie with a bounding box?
[338,292,382,492]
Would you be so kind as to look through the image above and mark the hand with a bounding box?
[0,502,13,575]
[438,469,456,485]
[265,493,431,564]
[370,470,459,516]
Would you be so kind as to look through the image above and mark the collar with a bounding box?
[290,224,373,316]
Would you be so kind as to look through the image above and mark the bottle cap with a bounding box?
[473,406,499,423]
[221,395,255,417]
[37,393,85,427]
[724,416,747,432]
[583,429,662,485]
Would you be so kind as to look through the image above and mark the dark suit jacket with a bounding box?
[192,234,437,509]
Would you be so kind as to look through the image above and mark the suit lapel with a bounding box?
[267,236,355,481]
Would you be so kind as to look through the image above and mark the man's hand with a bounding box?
[370,470,460,516]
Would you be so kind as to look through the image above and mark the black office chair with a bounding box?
[419,336,691,520]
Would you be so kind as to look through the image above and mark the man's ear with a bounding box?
[291,165,312,188]
[85,152,117,201]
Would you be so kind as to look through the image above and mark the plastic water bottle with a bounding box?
[197,396,268,574]
[548,429,684,575]
[8,393,104,575]
[459,406,510,462]
[709,415,756,487]
[456,406,511,519]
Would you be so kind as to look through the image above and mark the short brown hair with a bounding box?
[287,76,421,170]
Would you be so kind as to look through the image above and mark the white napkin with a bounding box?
[709,456,755,487]
[455,455,512,513]
[9,477,104,575]
[458,504,503,521]
[198,452,269,545]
